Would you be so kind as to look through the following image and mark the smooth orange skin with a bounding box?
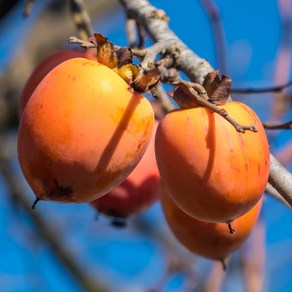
[18,58,154,203]
[160,184,263,262]
[19,49,96,116]
[90,120,160,218]
[155,102,270,223]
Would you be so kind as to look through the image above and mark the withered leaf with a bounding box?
[115,64,140,85]
[202,71,231,105]
[88,32,158,91]
[202,70,221,97]
[132,67,160,93]
[115,47,133,68]
[89,33,118,69]
[169,81,205,109]
[208,75,231,105]
[97,41,118,69]
[92,33,108,46]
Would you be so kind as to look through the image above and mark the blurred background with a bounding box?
[0,0,292,291]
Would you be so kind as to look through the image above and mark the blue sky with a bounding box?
[1,0,292,291]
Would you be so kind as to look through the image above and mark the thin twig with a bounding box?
[69,0,93,41]
[23,0,35,17]
[140,40,176,69]
[126,18,137,47]
[200,0,228,74]
[263,119,292,130]
[68,36,96,48]
[231,80,292,94]
[153,82,176,112]
[171,81,258,133]
[270,0,292,122]
[126,17,145,48]
[274,0,292,87]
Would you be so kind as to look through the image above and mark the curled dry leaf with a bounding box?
[92,33,118,69]
[131,67,161,93]
[168,81,208,109]
[116,63,140,85]
[89,32,160,92]
[168,78,257,133]
[168,72,232,109]
[202,71,231,104]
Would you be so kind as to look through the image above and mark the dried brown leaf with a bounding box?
[116,64,140,84]
[202,71,231,104]
[169,81,206,109]
[202,70,221,97]
[208,75,231,104]
[92,33,108,45]
[132,68,160,93]
[116,47,133,67]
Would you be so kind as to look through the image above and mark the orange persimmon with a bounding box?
[19,49,96,115]
[18,58,154,204]
[155,102,269,223]
[159,183,263,264]
[90,120,160,226]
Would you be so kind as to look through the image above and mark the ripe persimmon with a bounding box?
[155,102,269,223]
[19,49,96,115]
[159,183,263,265]
[90,120,160,226]
[18,58,154,204]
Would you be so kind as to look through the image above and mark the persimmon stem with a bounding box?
[227,222,235,234]
[221,259,227,271]
[31,197,40,209]
[111,217,127,228]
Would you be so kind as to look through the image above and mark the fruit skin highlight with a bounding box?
[90,120,160,222]
[159,183,263,262]
[18,58,154,203]
[155,101,270,223]
[19,49,96,116]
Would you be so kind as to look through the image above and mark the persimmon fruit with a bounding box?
[90,120,160,227]
[19,49,96,115]
[159,183,263,265]
[17,58,154,204]
[155,101,269,223]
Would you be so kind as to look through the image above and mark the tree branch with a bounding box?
[268,155,292,207]
[69,0,93,40]
[118,0,292,206]
[119,0,213,83]
[200,0,228,75]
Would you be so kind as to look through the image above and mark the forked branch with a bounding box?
[118,0,292,207]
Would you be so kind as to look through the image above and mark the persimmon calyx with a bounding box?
[168,73,258,133]
[69,33,160,93]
